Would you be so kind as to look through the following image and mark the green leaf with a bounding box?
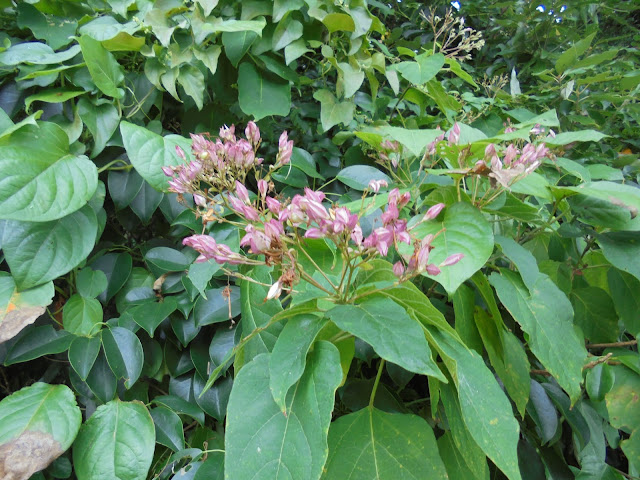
[322,13,355,33]
[150,406,184,452]
[91,252,132,303]
[428,328,522,480]
[102,326,144,389]
[108,169,143,211]
[272,16,303,51]
[608,269,640,336]
[545,130,609,145]
[0,122,98,222]
[130,297,178,336]
[5,325,74,365]
[76,268,108,299]
[269,313,325,412]
[16,3,77,50]
[78,16,138,41]
[73,400,155,480]
[290,147,324,179]
[324,407,448,479]
[145,247,191,272]
[178,65,205,110]
[237,63,291,120]
[0,383,81,480]
[439,382,489,479]
[193,44,222,76]
[438,432,488,480]
[68,335,101,381]
[605,366,640,473]
[62,294,103,336]
[152,394,205,426]
[194,286,240,326]
[78,35,124,98]
[84,349,117,403]
[570,287,618,343]
[0,205,98,290]
[490,269,586,402]
[120,121,192,191]
[0,42,81,66]
[77,98,120,157]
[555,32,596,74]
[222,31,257,67]
[284,38,311,65]
[226,343,342,480]
[337,165,390,191]
[597,232,640,283]
[273,0,304,22]
[237,267,283,366]
[0,273,53,343]
[193,373,233,422]
[24,88,84,113]
[325,297,445,380]
[528,379,559,444]
[313,89,355,132]
[411,202,494,295]
[360,125,444,157]
[129,181,164,223]
[564,181,640,227]
[391,52,445,85]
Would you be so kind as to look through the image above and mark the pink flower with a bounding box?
[426,264,441,276]
[240,225,271,253]
[257,179,268,197]
[441,253,464,267]
[266,196,282,215]
[245,121,260,147]
[193,194,207,207]
[219,124,235,142]
[393,261,405,277]
[175,146,187,161]
[183,235,245,265]
[304,228,324,239]
[276,131,294,167]
[424,203,445,221]
[448,123,461,145]
[368,179,388,193]
[235,181,250,204]
[263,219,284,241]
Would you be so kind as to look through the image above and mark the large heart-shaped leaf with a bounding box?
[73,400,155,480]
[412,201,494,295]
[0,272,53,343]
[0,383,81,480]
[313,89,355,132]
[323,407,448,479]
[120,121,192,192]
[0,205,98,290]
[390,52,445,85]
[225,342,342,480]
[325,297,445,380]
[237,63,291,120]
[0,122,98,222]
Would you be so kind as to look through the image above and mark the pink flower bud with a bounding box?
[393,261,405,277]
[245,121,260,146]
[441,253,464,267]
[266,280,282,300]
[424,203,445,221]
[175,146,186,161]
[257,179,268,197]
[162,166,174,177]
[235,181,250,204]
[425,264,441,276]
[449,123,461,145]
[219,124,235,141]
[193,194,206,207]
[368,179,388,193]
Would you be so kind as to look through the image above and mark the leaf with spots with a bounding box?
[0,383,81,479]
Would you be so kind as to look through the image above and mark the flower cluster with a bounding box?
[484,141,550,189]
[161,122,292,201]
[170,124,464,300]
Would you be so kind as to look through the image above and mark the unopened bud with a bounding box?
[424,203,445,221]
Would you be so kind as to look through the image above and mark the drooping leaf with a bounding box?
[102,326,144,389]
[0,273,53,343]
[323,407,448,479]
[120,121,192,192]
[226,342,342,480]
[77,98,120,157]
[237,63,291,120]
[68,335,102,381]
[0,42,81,65]
[0,205,98,290]
[269,313,325,412]
[0,122,98,222]
[78,35,125,98]
[150,406,184,452]
[428,328,522,480]
[325,297,445,380]
[411,202,494,294]
[0,383,81,480]
[73,400,155,480]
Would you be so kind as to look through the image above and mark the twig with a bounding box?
[586,340,637,349]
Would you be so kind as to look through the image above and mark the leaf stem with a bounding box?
[369,359,386,408]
